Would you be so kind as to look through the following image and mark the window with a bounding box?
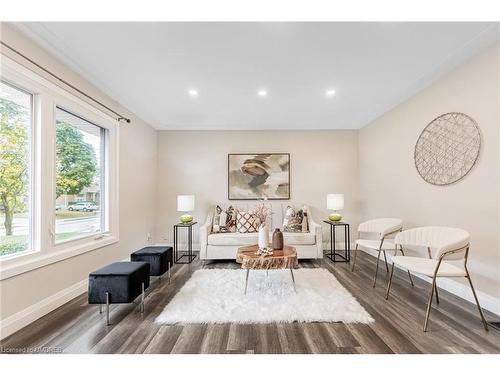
[0,81,33,257]
[55,107,107,243]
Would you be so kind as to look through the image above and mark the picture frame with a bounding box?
[227,153,290,200]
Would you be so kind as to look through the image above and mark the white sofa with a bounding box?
[199,203,323,260]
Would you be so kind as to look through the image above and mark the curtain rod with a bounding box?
[0,41,131,123]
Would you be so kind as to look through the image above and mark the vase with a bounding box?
[180,214,193,223]
[258,223,269,249]
[328,213,342,221]
[272,228,284,250]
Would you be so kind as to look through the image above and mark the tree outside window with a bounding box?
[0,82,32,256]
[54,107,103,243]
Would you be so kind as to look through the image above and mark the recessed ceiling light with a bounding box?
[325,89,335,98]
[325,89,336,97]
[258,89,268,98]
[188,89,199,97]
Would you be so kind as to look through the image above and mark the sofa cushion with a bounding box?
[208,232,259,246]
[283,205,308,233]
[236,211,260,233]
[213,205,237,233]
[208,232,316,246]
[284,232,316,245]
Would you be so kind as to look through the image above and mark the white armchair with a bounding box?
[386,226,488,332]
[352,218,412,288]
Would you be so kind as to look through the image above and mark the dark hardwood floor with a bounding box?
[2,251,500,354]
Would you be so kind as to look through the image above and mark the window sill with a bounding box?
[0,235,118,280]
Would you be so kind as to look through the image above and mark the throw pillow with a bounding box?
[212,205,237,233]
[282,206,309,233]
[236,211,260,233]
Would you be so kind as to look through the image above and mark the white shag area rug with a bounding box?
[155,268,373,324]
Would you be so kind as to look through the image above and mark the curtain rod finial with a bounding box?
[118,117,131,123]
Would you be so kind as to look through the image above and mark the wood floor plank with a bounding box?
[301,322,338,353]
[254,324,282,354]
[226,324,258,354]
[200,324,231,354]
[322,323,360,348]
[119,325,160,354]
[346,324,393,354]
[170,324,208,354]
[276,323,311,354]
[338,347,363,354]
[143,326,184,354]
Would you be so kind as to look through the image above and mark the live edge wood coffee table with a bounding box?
[236,245,298,294]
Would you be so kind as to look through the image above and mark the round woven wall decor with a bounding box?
[414,112,481,186]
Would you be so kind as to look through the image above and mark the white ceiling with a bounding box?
[13,22,500,130]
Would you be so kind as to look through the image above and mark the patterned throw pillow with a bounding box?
[282,206,309,233]
[212,205,237,233]
[236,211,260,233]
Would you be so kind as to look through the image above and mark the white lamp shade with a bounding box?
[327,193,344,210]
[177,195,195,212]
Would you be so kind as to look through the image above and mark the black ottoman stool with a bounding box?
[131,246,173,283]
[88,261,150,325]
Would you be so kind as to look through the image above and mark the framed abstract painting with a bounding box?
[228,153,290,200]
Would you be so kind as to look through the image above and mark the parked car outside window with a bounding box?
[67,202,99,212]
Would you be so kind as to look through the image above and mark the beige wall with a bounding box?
[358,44,500,302]
[0,24,158,321]
[156,130,359,247]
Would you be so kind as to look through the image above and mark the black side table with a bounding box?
[174,222,197,264]
[323,221,350,263]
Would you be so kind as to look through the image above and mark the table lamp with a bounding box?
[177,195,195,223]
[327,193,344,221]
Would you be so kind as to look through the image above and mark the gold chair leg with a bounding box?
[434,283,440,304]
[407,271,414,287]
[373,250,382,288]
[290,269,297,293]
[351,243,358,272]
[465,273,489,331]
[382,250,389,272]
[423,276,437,332]
[399,247,414,286]
[244,269,250,295]
[385,263,395,299]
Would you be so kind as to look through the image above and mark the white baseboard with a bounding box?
[0,278,88,341]
[358,247,500,317]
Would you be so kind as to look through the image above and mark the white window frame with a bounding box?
[0,56,119,280]
[51,100,111,245]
